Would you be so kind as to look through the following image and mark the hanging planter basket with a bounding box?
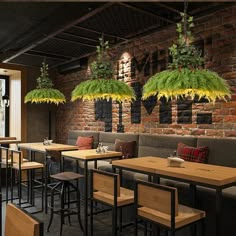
[71,78,135,102]
[25,88,66,105]
[24,62,66,105]
[143,68,231,102]
[71,37,135,103]
[142,12,231,103]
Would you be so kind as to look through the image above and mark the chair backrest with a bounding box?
[136,180,178,217]
[91,169,120,197]
[10,150,23,164]
[5,203,43,236]
[0,147,9,160]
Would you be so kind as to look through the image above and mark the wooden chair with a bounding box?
[134,180,206,236]
[90,169,134,236]
[5,203,44,236]
[10,149,44,212]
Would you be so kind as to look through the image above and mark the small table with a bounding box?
[18,142,79,212]
[112,157,236,236]
[62,149,122,236]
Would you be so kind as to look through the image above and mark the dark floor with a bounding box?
[1,186,193,236]
[1,188,137,236]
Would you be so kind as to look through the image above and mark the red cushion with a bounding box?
[115,139,136,159]
[75,136,93,150]
[177,142,209,163]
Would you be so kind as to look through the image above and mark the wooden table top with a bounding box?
[0,140,21,144]
[62,149,122,161]
[18,142,78,153]
[112,157,236,187]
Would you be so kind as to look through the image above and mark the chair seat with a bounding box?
[13,161,44,170]
[138,204,206,229]
[93,187,134,207]
[50,171,84,181]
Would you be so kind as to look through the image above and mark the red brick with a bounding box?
[163,129,175,135]
[224,131,236,138]
[191,129,205,136]
[224,116,236,122]
[206,130,224,137]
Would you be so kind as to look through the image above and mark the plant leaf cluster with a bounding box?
[36,62,54,89]
[90,37,113,79]
[71,79,135,102]
[24,88,66,105]
[169,13,204,70]
[142,68,231,103]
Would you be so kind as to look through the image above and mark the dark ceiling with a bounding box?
[0,2,234,73]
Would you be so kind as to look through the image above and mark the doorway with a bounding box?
[0,75,9,137]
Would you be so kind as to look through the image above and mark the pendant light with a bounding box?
[71,37,135,103]
[142,2,231,103]
[24,62,66,105]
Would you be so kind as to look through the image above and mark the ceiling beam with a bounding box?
[53,36,96,48]
[156,2,182,15]
[61,32,98,43]
[25,50,73,60]
[125,22,162,40]
[118,2,175,24]
[3,2,115,63]
[73,25,127,41]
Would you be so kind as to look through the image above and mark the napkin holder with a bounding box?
[167,157,185,167]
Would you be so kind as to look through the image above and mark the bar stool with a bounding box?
[47,171,84,236]
[134,180,206,236]
[90,169,134,236]
[10,149,44,212]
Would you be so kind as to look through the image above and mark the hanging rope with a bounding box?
[184,0,188,44]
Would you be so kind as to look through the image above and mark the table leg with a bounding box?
[153,175,160,184]
[189,184,197,236]
[216,188,222,236]
[84,161,88,236]
[189,184,196,207]
[45,153,49,213]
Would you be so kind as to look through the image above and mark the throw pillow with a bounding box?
[177,142,209,163]
[75,136,93,150]
[115,139,136,159]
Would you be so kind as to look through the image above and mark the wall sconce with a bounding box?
[2,94,9,107]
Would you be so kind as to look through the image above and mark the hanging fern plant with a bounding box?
[71,37,135,102]
[142,12,231,103]
[24,62,66,105]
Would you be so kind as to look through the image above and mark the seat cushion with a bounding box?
[76,136,93,149]
[115,139,136,159]
[177,142,209,163]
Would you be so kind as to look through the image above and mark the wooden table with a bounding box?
[0,139,21,145]
[18,142,78,154]
[112,156,236,236]
[62,149,122,236]
[18,142,79,212]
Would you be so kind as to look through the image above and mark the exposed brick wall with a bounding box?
[55,5,236,144]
